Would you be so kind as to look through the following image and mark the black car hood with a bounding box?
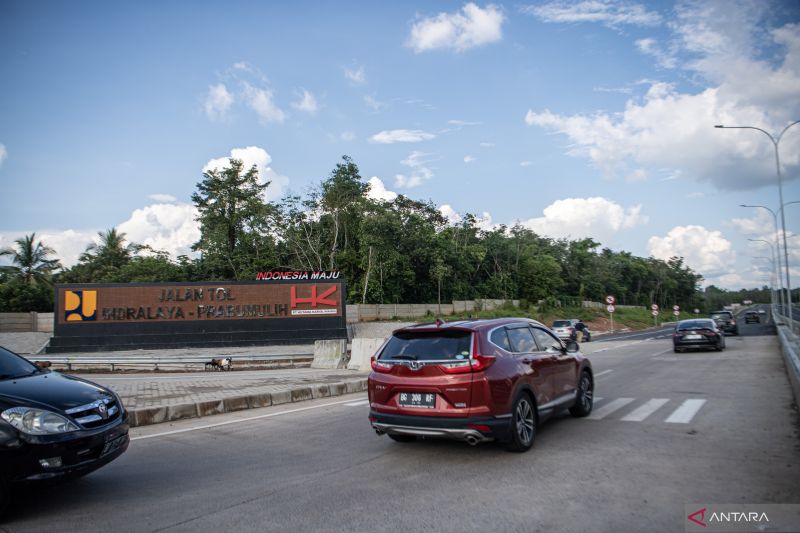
[0,372,113,412]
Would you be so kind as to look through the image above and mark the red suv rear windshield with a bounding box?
[378,330,472,362]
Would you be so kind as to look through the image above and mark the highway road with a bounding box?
[3,311,798,532]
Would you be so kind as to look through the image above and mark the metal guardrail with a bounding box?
[30,353,313,371]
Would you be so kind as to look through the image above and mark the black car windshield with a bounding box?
[0,346,39,379]
[552,320,571,328]
[380,330,472,361]
[678,320,715,330]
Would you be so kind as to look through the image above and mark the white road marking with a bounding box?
[621,398,669,422]
[665,399,707,424]
[131,397,367,441]
[594,370,613,378]
[345,400,370,407]
[651,348,675,358]
[587,398,635,420]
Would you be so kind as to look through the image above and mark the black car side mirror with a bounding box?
[565,340,579,353]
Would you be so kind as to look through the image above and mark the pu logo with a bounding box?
[64,290,97,321]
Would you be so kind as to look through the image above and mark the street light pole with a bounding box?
[741,204,785,314]
[749,240,779,312]
[717,120,800,315]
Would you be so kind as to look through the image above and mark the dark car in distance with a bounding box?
[673,319,726,352]
[710,310,738,335]
[368,318,594,453]
[744,311,760,324]
[0,346,129,515]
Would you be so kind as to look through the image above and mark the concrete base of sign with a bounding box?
[348,338,385,372]
[311,339,348,369]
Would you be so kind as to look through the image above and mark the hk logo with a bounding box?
[290,285,337,308]
[64,290,97,321]
[688,507,707,528]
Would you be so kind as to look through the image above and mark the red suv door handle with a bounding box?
[521,358,532,364]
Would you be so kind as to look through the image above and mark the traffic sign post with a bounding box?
[606,296,615,333]
[651,304,659,326]
[673,305,680,318]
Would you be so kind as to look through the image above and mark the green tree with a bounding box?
[0,233,61,285]
[191,158,277,278]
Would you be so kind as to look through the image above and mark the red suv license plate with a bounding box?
[398,392,436,409]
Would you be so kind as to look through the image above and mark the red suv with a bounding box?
[368,318,593,452]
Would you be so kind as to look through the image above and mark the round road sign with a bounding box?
[651,304,659,311]
[606,295,616,305]
[673,310,680,316]
[607,304,616,313]
[673,305,680,312]
[694,308,700,314]
[652,310,659,316]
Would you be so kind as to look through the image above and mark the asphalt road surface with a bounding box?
[3,313,798,533]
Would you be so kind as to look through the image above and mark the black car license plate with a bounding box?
[398,392,436,409]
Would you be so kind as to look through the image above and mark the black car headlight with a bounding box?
[1,407,80,435]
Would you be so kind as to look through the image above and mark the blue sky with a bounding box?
[1,0,798,290]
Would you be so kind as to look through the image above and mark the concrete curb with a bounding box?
[128,377,369,427]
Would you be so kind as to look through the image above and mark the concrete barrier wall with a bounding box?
[348,338,386,372]
[0,312,55,333]
[311,339,348,369]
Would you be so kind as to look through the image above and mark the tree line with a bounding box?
[0,155,766,313]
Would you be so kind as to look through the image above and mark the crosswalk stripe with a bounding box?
[665,399,706,423]
[620,398,669,422]
[587,398,635,420]
[345,400,370,407]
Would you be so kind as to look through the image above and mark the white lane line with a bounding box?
[665,399,707,424]
[587,398,635,420]
[651,348,675,358]
[345,400,370,407]
[621,398,669,422]
[594,370,613,378]
[131,397,366,441]
[594,397,604,403]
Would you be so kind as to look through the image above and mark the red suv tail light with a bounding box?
[470,354,495,371]
[370,356,393,373]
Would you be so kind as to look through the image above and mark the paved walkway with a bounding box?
[79,367,369,427]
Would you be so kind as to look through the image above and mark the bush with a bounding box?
[0,281,53,312]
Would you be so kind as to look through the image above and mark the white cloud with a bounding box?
[448,119,482,126]
[117,203,200,259]
[480,142,495,148]
[291,89,318,114]
[464,155,476,163]
[438,204,463,225]
[524,5,800,192]
[203,146,289,201]
[730,210,776,241]
[0,143,6,168]
[518,197,648,242]
[344,66,366,84]
[0,230,96,269]
[370,129,436,144]
[364,95,385,112]
[407,3,505,53]
[636,38,677,69]
[148,193,177,203]
[647,225,735,278]
[520,161,532,167]
[242,83,285,124]
[204,83,234,120]
[524,0,662,28]
[365,177,398,202]
[340,131,355,142]
[394,151,435,188]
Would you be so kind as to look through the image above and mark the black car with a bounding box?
[673,319,726,352]
[0,346,129,515]
[744,311,760,324]
[710,310,738,335]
